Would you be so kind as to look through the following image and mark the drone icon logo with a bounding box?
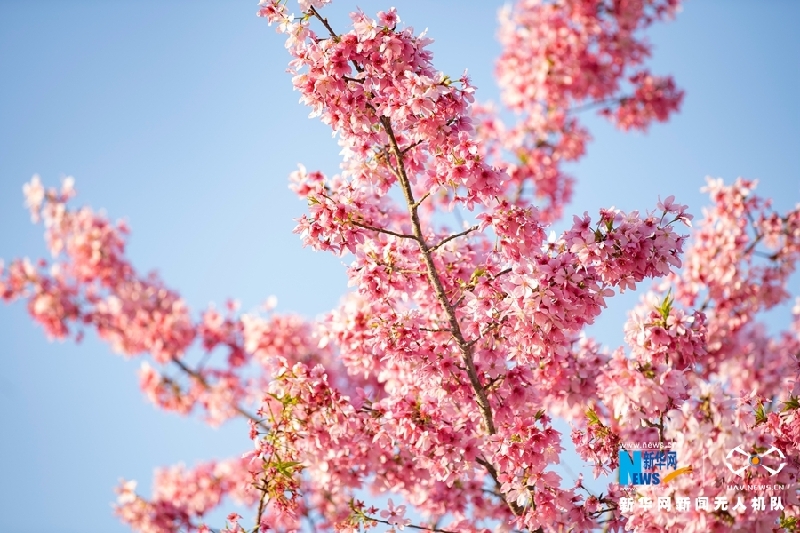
[724,445,786,477]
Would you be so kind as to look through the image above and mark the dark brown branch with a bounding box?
[419,327,452,333]
[378,115,524,517]
[364,516,459,533]
[255,489,268,531]
[379,115,496,435]
[350,221,415,240]
[476,457,524,516]
[401,139,424,155]
[308,6,364,74]
[430,225,479,252]
[308,6,337,38]
[753,250,781,260]
[491,267,513,280]
[412,191,431,209]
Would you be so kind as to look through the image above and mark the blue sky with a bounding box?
[0,1,798,532]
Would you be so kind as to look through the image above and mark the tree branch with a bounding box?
[308,6,337,39]
[430,225,479,252]
[171,358,268,431]
[401,139,424,155]
[364,516,458,533]
[255,488,268,532]
[379,116,496,434]
[477,456,524,516]
[378,115,522,516]
[350,221,416,240]
[567,95,631,115]
[298,8,520,520]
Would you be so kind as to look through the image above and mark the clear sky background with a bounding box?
[0,1,798,532]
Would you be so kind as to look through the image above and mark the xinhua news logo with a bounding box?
[619,449,691,486]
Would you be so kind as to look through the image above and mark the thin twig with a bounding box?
[566,95,630,115]
[490,267,513,280]
[401,139,424,155]
[430,225,479,252]
[308,6,337,38]
[255,489,268,531]
[412,191,431,209]
[364,516,458,533]
[171,358,268,430]
[419,327,452,333]
[350,221,415,240]
[308,6,364,74]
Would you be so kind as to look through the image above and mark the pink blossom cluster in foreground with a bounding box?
[2,0,799,532]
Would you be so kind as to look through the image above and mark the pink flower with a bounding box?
[380,499,411,530]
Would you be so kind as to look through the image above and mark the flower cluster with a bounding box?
[472,0,684,221]
[2,1,798,532]
[114,459,257,533]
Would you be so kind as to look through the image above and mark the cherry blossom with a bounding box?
[379,499,410,530]
[2,1,798,532]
